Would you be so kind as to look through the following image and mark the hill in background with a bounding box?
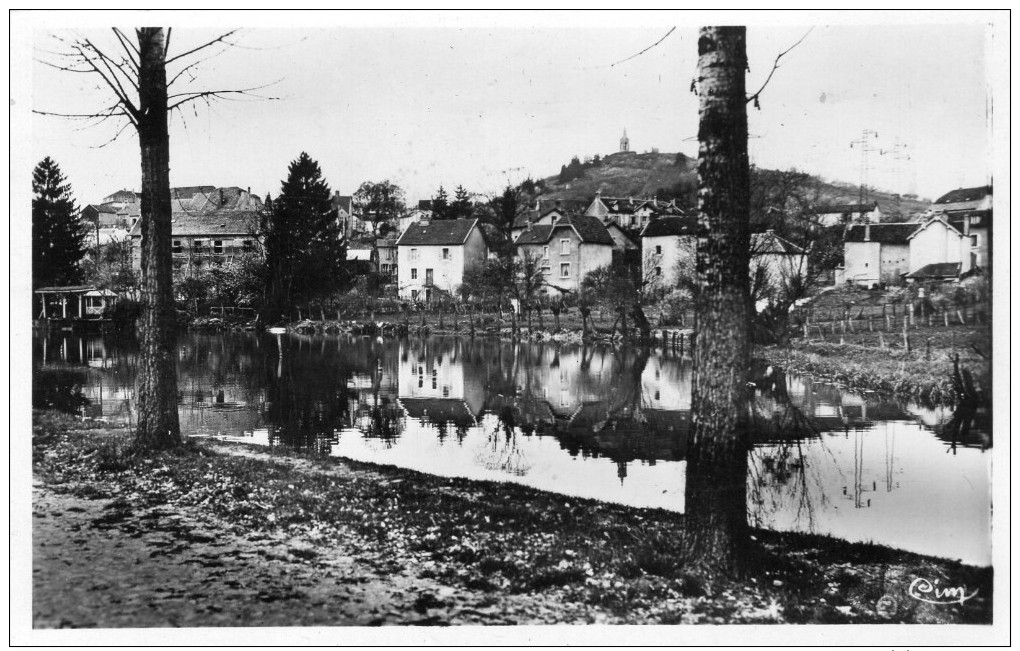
[534,150,931,218]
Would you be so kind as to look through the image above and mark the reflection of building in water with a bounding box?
[397,338,485,439]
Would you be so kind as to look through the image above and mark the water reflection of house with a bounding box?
[397,339,486,436]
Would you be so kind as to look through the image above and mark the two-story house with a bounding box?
[513,214,615,295]
[396,218,489,302]
[127,187,262,276]
[640,216,698,291]
[929,185,992,270]
[375,237,398,279]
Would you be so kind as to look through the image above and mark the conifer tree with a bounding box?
[431,186,450,220]
[450,185,473,219]
[32,157,88,289]
[262,152,346,321]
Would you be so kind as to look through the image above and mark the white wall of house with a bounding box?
[750,252,809,290]
[397,228,487,300]
[909,221,963,273]
[878,244,909,284]
[518,230,612,296]
[841,241,881,286]
[642,234,695,291]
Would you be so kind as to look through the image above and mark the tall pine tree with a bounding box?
[262,152,347,321]
[450,185,473,220]
[431,186,450,220]
[32,157,88,289]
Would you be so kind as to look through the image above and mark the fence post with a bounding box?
[878,330,885,349]
[902,320,911,353]
[925,337,932,361]
[868,316,873,332]
[909,302,915,328]
[803,322,809,340]
[944,309,949,327]
[957,309,966,325]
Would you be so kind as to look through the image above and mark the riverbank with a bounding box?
[32,410,992,627]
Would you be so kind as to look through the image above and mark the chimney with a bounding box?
[864,224,871,242]
[555,200,562,211]
[525,219,532,231]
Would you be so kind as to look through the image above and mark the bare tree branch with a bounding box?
[166,81,281,111]
[746,27,814,108]
[90,118,135,148]
[164,29,240,65]
[111,27,140,72]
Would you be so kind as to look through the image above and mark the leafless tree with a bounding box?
[35,28,276,450]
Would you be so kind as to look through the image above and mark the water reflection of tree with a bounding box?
[475,407,531,476]
[263,334,354,454]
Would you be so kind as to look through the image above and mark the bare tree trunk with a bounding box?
[682,26,752,577]
[134,27,182,450]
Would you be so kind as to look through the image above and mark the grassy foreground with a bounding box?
[32,411,992,626]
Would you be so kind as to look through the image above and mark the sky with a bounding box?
[21,11,1000,207]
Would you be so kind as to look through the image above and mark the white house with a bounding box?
[396,218,488,302]
[838,223,916,287]
[749,230,810,302]
[640,216,698,291]
[513,214,615,296]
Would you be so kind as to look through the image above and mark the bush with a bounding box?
[105,298,143,331]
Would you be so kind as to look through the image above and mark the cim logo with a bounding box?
[907,577,978,606]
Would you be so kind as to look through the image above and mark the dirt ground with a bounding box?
[32,474,607,629]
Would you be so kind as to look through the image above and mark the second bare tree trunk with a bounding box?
[682,26,753,577]
[134,27,182,450]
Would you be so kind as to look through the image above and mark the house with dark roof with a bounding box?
[838,223,917,287]
[907,216,971,278]
[809,202,882,226]
[513,214,615,295]
[748,230,810,301]
[929,185,992,214]
[584,191,682,230]
[395,218,488,301]
[640,216,699,290]
[126,187,262,277]
[929,185,992,270]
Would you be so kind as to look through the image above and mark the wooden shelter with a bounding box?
[35,286,118,322]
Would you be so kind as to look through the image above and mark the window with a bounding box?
[655,266,662,276]
[411,268,418,280]
[442,248,450,260]
[560,238,571,255]
[172,240,182,254]
[411,289,420,300]
[426,269,434,285]
[410,248,419,261]
[543,246,549,259]
[655,245,662,255]
[242,239,254,251]
[541,265,551,275]
[213,240,224,255]
[560,263,569,278]
[193,239,205,253]
[970,234,979,247]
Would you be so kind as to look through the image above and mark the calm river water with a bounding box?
[33,331,992,566]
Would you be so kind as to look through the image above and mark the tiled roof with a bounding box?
[556,214,615,245]
[906,262,961,280]
[933,185,991,205]
[396,218,478,246]
[641,216,698,238]
[189,187,263,212]
[514,225,555,245]
[170,186,216,201]
[128,211,257,238]
[333,194,353,215]
[844,223,917,244]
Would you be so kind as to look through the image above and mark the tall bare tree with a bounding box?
[682,26,753,576]
[36,28,272,450]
